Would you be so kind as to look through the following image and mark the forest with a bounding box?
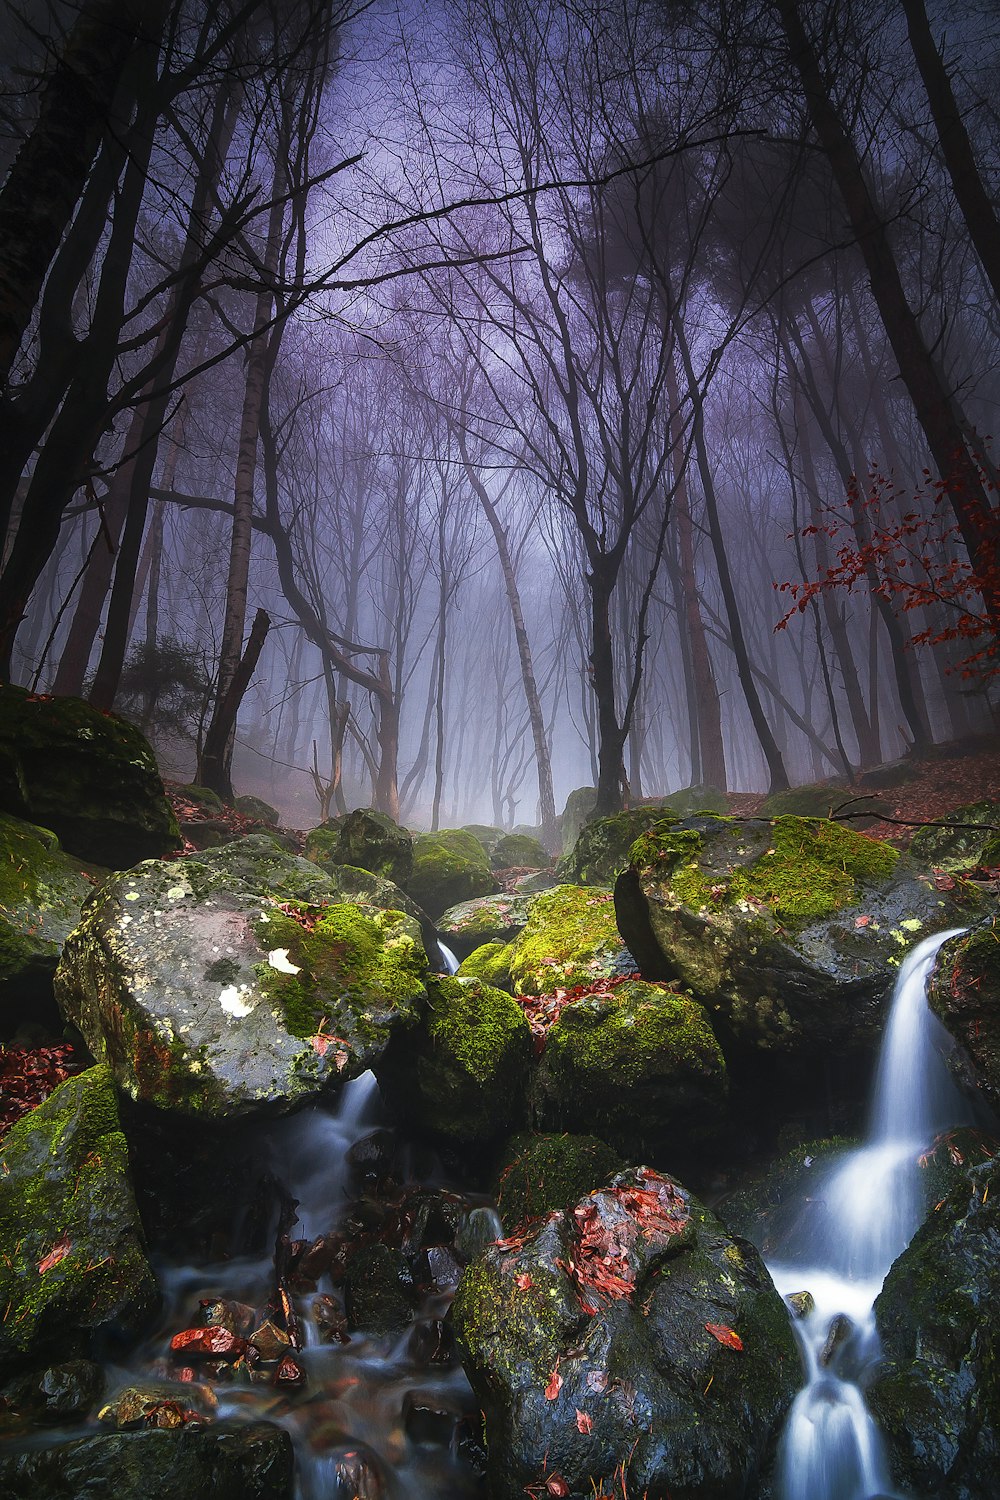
[0,2,998,1499]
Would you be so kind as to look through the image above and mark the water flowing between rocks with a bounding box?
[767,928,969,1500]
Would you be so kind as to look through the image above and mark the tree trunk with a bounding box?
[198,609,271,799]
[591,564,627,815]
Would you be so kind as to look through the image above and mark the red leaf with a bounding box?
[545,1477,569,1497]
[575,1408,593,1434]
[705,1322,743,1350]
[544,1365,563,1400]
[37,1235,71,1274]
[515,1272,533,1290]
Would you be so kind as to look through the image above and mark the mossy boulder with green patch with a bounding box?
[187,834,338,903]
[53,857,428,1117]
[0,685,180,868]
[507,884,634,996]
[407,829,497,918]
[559,786,598,855]
[491,832,549,870]
[661,783,729,816]
[376,975,534,1146]
[320,808,414,886]
[909,800,1000,874]
[175,784,225,813]
[759,782,852,819]
[869,1160,1000,1499]
[616,815,985,1064]
[0,813,101,1004]
[437,892,534,961]
[558,808,677,886]
[0,1066,158,1376]
[458,941,514,991]
[462,824,504,854]
[928,917,1000,1115]
[452,1166,798,1500]
[534,979,727,1161]
[495,1131,623,1230]
[233,795,280,826]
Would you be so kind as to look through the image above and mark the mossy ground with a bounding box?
[508,884,626,995]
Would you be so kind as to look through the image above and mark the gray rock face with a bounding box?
[436,892,534,960]
[54,856,428,1118]
[452,1167,798,1500]
[928,919,1000,1115]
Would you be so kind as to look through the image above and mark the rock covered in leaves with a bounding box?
[495,1132,623,1230]
[0,1421,294,1500]
[407,829,498,918]
[908,800,1000,874]
[0,1066,157,1376]
[533,979,727,1162]
[0,685,181,868]
[869,1161,1000,1499]
[376,975,533,1147]
[452,1167,797,1500]
[616,814,985,1065]
[0,813,101,1005]
[929,918,1000,1115]
[505,884,635,996]
[437,891,534,960]
[53,856,428,1117]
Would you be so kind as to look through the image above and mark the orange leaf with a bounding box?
[705,1322,743,1350]
[515,1272,533,1290]
[544,1365,563,1400]
[545,1477,569,1497]
[37,1235,71,1274]
[575,1408,593,1434]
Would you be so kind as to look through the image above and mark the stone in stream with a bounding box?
[1,1358,105,1425]
[436,891,534,960]
[869,1160,1000,1500]
[452,1166,798,1500]
[615,814,987,1072]
[928,918,1000,1115]
[53,853,428,1117]
[0,685,181,868]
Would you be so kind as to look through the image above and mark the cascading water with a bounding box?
[436,940,460,975]
[768,929,969,1500]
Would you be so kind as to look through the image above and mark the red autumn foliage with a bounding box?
[567,1171,690,1306]
[516,972,642,1054]
[544,1363,563,1400]
[169,1326,248,1360]
[575,1408,593,1434]
[0,1043,81,1140]
[37,1235,72,1274]
[705,1322,744,1351]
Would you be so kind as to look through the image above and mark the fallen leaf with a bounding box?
[37,1235,71,1274]
[705,1322,743,1350]
[575,1408,593,1434]
[515,1272,533,1290]
[545,1365,563,1401]
[545,1477,569,1497]
[586,1369,608,1394]
[854,914,872,928]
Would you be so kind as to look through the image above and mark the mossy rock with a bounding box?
[909,800,1000,874]
[869,1160,1000,1499]
[661,783,728,816]
[461,824,504,853]
[512,870,558,895]
[344,1244,415,1334]
[928,917,1000,1114]
[759,782,852,819]
[0,813,102,1005]
[53,858,428,1117]
[185,834,338,903]
[616,814,987,1065]
[714,1137,857,1259]
[495,1131,623,1229]
[407,829,497,919]
[507,884,634,996]
[558,808,678,886]
[0,1421,294,1499]
[0,685,180,868]
[175,784,225,813]
[559,786,598,855]
[534,979,727,1160]
[491,832,548,870]
[437,892,534,961]
[0,1066,158,1376]
[233,795,280,826]
[324,808,413,886]
[458,941,514,991]
[376,975,534,1146]
[452,1167,798,1500]
[299,847,427,930]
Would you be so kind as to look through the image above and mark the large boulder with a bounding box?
[452,1167,798,1500]
[507,884,635,996]
[0,685,180,867]
[928,918,1000,1115]
[558,809,676,887]
[615,815,985,1066]
[53,856,428,1117]
[0,1421,294,1500]
[661,784,728,816]
[437,891,534,961]
[0,814,100,1008]
[869,1161,1000,1499]
[376,975,534,1147]
[559,786,598,855]
[458,941,514,990]
[0,1066,157,1376]
[909,800,1000,874]
[407,829,497,918]
[491,832,549,870]
[323,807,414,886]
[534,979,727,1162]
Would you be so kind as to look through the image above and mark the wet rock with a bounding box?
[403,1387,470,1446]
[491,832,549,870]
[200,1299,256,1337]
[54,856,427,1117]
[0,1420,294,1499]
[169,1326,247,1361]
[909,801,1000,874]
[422,1244,463,1291]
[437,892,534,960]
[312,1294,349,1343]
[495,1133,624,1231]
[869,1161,1000,1499]
[457,940,514,991]
[344,1244,414,1333]
[506,884,636,995]
[928,919,1000,1114]
[1,1358,105,1424]
[714,1138,856,1260]
[455,1205,504,1263]
[347,1128,400,1182]
[0,1065,157,1377]
[376,975,533,1148]
[786,1291,815,1320]
[326,1442,385,1499]
[248,1319,291,1361]
[407,1318,455,1366]
[274,1354,305,1387]
[98,1380,217,1428]
[315,808,414,887]
[512,870,559,895]
[0,813,100,1011]
[615,814,985,1070]
[407,830,498,919]
[452,1166,798,1500]
[533,978,727,1161]
[0,685,182,868]
[558,808,679,887]
[818,1312,854,1367]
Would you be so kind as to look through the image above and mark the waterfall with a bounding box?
[436,940,460,974]
[769,928,968,1500]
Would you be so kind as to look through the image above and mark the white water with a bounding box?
[770,929,968,1500]
[436,940,460,974]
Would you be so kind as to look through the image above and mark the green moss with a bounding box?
[495,1132,623,1228]
[559,809,680,886]
[0,813,96,984]
[424,975,529,1076]
[508,884,626,996]
[303,826,339,863]
[458,941,514,990]
[759,783,850,819]
[491,833,549,870]
[408,829,496,917]
[544,980,723,1084]
[451,1249,576,1387]
[175,784,224,813]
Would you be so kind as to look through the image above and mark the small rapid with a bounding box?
[769,928,968,1500]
